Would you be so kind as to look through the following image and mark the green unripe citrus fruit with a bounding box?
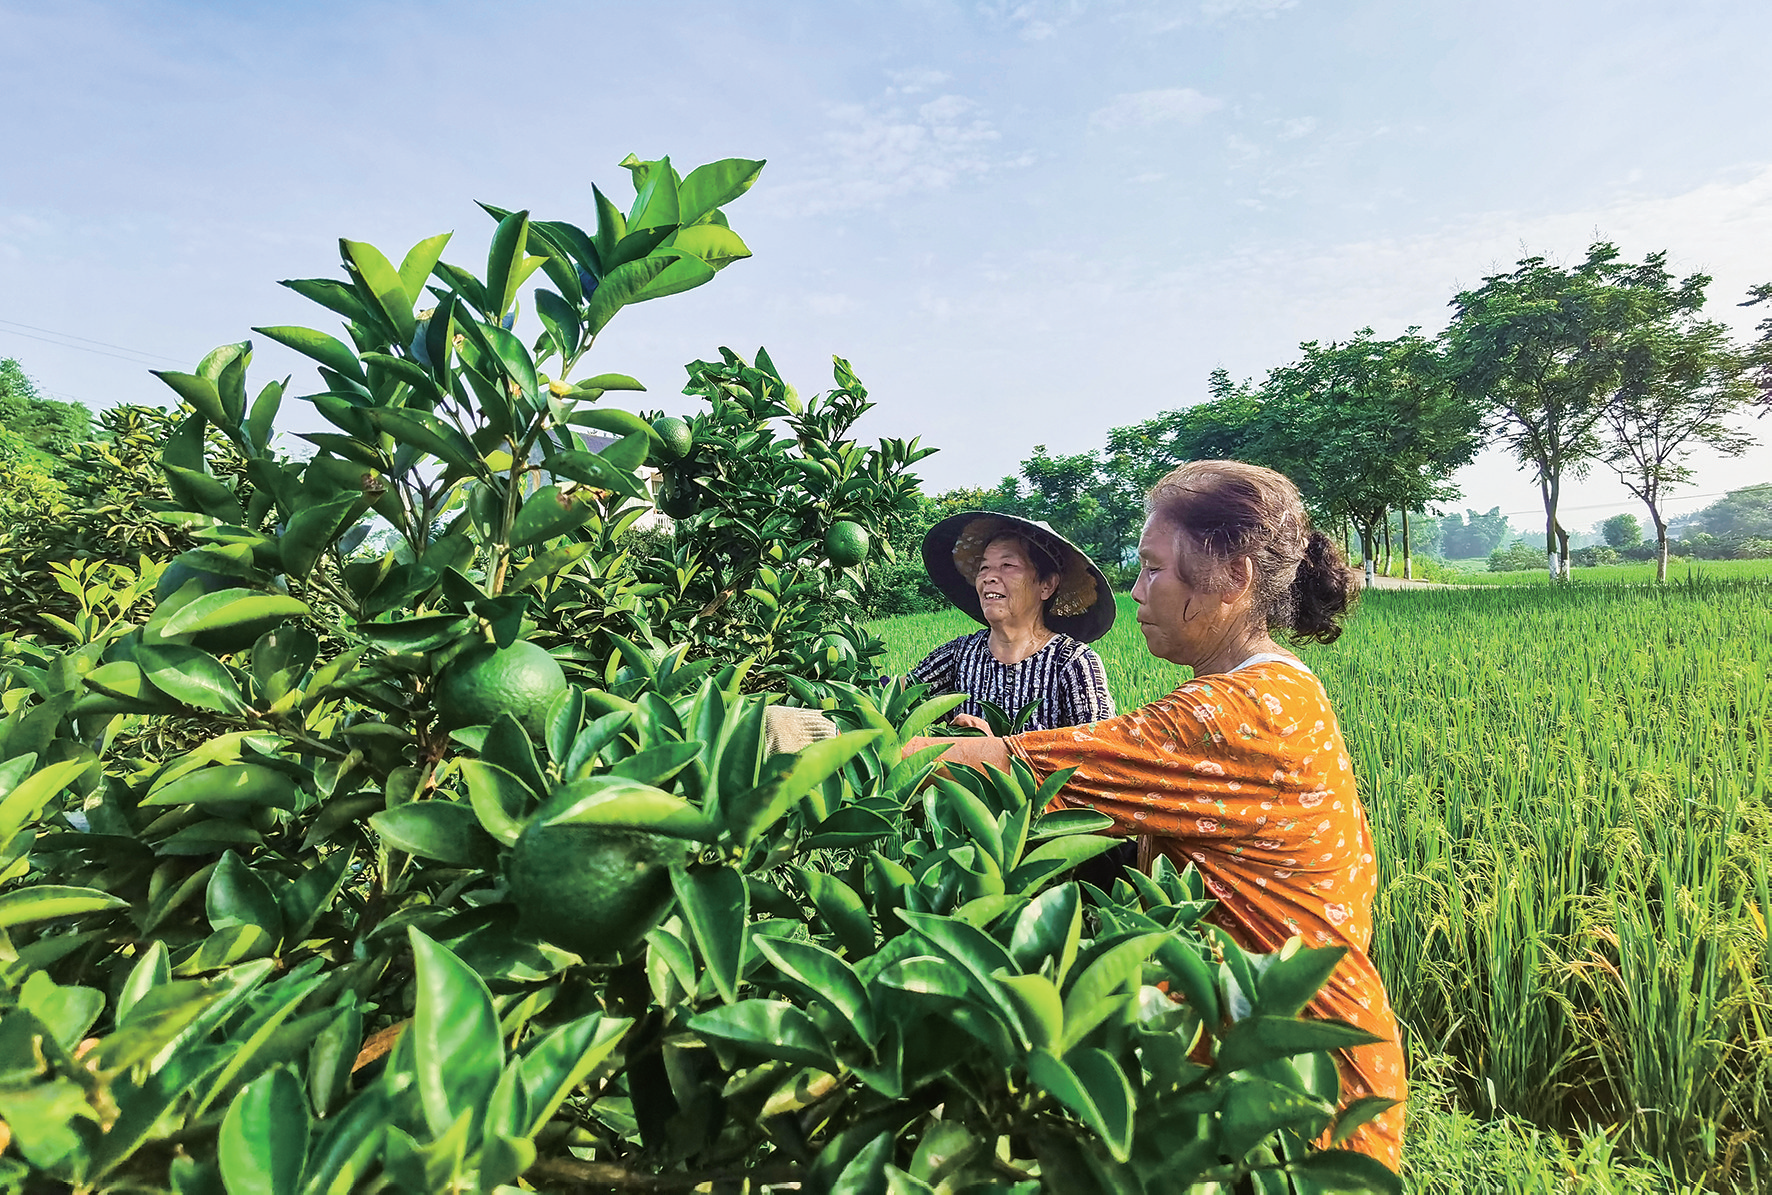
[651,415,694,463]
[506,822,686,957]
[435,640,568,735]
[657,471,700,519]
[824,521,870,568]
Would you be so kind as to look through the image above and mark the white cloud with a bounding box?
[1275,116,1317,140]
[1089,87,1222,131]
[1200,0,1299,19]
[887,67,951,94]
[772,89,1026,215]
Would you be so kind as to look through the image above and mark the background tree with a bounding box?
[1437,507,1516,559]
[1445,243,1679,580]
[1602,306,1757,580]
[0,357,91,459]
[1258,329,1480,584]
[1600,512,1643,549]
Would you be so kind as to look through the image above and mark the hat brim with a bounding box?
[921,512,1117,643]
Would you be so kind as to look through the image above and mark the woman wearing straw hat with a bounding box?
[908,512,1118,734]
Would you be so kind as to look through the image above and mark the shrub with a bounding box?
[1488,541,1544,572]
[0,155,1397,1192]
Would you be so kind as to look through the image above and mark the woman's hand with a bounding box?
[902,735,1012,774]
[949,712,993,734]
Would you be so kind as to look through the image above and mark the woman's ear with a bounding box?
[1223,556,1256,603]
[1039,574,1061,602]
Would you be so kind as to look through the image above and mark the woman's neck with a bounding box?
[1190,627,1290,679]
[987,616,1053,665]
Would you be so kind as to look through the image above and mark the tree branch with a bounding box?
[523,1157,801,1190]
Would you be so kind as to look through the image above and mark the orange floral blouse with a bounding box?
[1006,655,1405,1167]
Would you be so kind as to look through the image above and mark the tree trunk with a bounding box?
[1402,509,1413,580]
[1358,522,1376,587]
[1556,523,1571,579]
[1381,514,1392,578]
[1651,502,1669,583]
[1542,474,1561,580]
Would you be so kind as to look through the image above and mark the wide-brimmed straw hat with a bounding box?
[921,511,1116,643]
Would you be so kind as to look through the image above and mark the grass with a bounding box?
[869,577,1772,1189]
[1446,558,1772,586]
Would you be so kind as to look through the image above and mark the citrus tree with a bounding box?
[0,155,1398,1192]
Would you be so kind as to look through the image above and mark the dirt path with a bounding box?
[1364,575,1451,590]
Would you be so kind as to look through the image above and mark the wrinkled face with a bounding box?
[973,538,1059,629]
[1130,515,1246,666]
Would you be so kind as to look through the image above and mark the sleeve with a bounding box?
[1005,693,1279,849]
[908,636,960,693]
[1056,646,1115,725]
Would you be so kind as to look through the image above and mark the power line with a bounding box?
[1489,489,1746,518]
[0,318,185,367]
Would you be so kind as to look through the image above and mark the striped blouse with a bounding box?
[909,629,1116,732]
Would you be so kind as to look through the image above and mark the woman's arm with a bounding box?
[901,734,1011,774]
[907,637,960,692]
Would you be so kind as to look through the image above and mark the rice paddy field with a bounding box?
[870,578,1772,1191]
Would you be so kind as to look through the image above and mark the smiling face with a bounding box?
[973,536,1060,631]
[1130,514,1254,667]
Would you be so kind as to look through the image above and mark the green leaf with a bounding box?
[542,448,647,501]
[219,1066,309,1195]
[996,972,1063,1050]
[727,728,883,846]
[0,759,89,839]
[897,910,1021,1031]
[247,377,284,451]
[484,209,534,319]
[1331,1096,1401,1147]
[517,1013,632,1135]
[1258,942,1349,1019]
[153,369,232,426]
[672,864,748,1003]
[1061,932,1170,1049]
[630,253,717,303]
[207,850,283,938]
[1009,883,1082,980]
[1287,1149,1402,1195]
[397,232,452,308]
[0,885,127,930]
[142,764,299,810]
[577,372,647,391]
[137,644,245,714]
[537,775,715,840]
[754,934,876,1042]
[671,223,752,270]
[1220,1076,1333,1160]
[281,495,363,582]
[371,802,498,869]
[1029,808,1115,840]
[688,1000,834,1070]
[298,1088,387,1195]
[409,928,503,1139]
[460,760,528,847]
[279,849,353,944]
[1155,937,1221,1027]
[161,591,311,638]
[1027,1047,1135,1162]
[799,868,877,958]
[1215,1016,1384,1075]
[509,483,595,546]
[251,326,366,386]
[585,254,680,335]
[831,1131,893,1195]
[341,239,416,345]
[362,407,485,476]
[678,157,765,225]
[1006,834,1118,892]
[17,973,103,1051]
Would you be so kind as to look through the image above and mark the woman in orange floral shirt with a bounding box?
[904,460,1405,1168]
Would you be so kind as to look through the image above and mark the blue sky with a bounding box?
[4,0,1769,533]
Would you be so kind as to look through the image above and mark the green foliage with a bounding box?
[1600,512,1643,548]
[0,358,90,458]
[0,155,1395,1191]
[1486,541,1544,572]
